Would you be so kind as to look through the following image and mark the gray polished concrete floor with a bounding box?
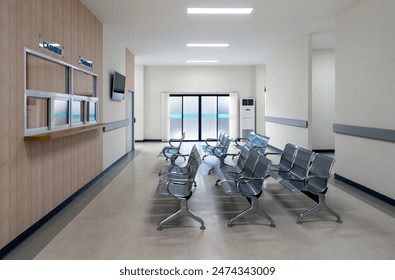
[4,142,395,260]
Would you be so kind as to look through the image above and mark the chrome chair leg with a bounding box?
[228,198,275,228]
[297,194,342,224]
[157,199,205,230]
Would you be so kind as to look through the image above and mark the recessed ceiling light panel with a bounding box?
[187,8,253,14]
[186,60,219,63]
[186,43,229,47]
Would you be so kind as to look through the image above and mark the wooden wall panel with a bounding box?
[125,48,135,92]
[0,0,104,250]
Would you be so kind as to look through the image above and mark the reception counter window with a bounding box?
[26,97,49,130]
[25,48,99,136]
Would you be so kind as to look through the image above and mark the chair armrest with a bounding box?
[205,138,218,147]
[235,177,265,196]
[219,152,238,164]
[169,153,189,165]
[288,174,331,191]
[168,138,182,147]
[269,165,292,172]
[289,174,331,182]
[251,144,266,150]
[264,151,282,156]
[164,179,193,199]
[235,176,265,183]
[234,137,247,146]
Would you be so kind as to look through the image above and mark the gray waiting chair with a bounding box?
[234,132,256,151]
[202,134,232,161]
[288,153,342,224]
[155,147,205,230]
[157,132,186,161]
[159,145,199,176]
[215,149,275,227]
[267,143,299,172]
[213,145,250,179]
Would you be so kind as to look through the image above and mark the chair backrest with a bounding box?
[214,135,232,157]
[291,147,315,178]
[252,155,272,179]
[185,146,202,178]
[245,134,262,149]
[243,149,261,177]
[223,135,232,149]
[217,132,225,145]
[306,153,336,193]
[278,143,299,171]
[255,135,270,154]
[235,146,250,171]
[246,132,256,143]
[187,144,200,165]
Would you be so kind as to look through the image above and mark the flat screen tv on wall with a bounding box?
[111,71,126,101]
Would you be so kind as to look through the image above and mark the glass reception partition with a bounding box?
[24,48,99,136]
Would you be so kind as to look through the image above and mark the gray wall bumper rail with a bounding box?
[265,116,308,128]
[103,119,130,132]
[333,123,395,143]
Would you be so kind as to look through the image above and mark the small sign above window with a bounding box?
[39,40,64,57]
[79,57,93,68]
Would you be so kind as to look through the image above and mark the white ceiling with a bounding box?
[80,0,360,66]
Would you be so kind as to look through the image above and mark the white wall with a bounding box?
[312,49,335,150]
[134,65,145,141]
[102,27,127,169]
[255,65,266,135]
[335,0,395,200]
[143,66,256,140]
[265,35,312,149]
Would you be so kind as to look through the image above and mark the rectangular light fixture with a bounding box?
[186,43,229,47]
[187,8,253,14]
[186,60,218,63]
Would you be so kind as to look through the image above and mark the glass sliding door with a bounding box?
[169,96,182,139]
[201,96,218,139]
[169,94,229,141]
[183,96,199,140]
[218,96,230,134]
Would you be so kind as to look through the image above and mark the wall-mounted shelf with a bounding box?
[24,123,105,141]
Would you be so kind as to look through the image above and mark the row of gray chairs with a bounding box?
[214,148,276,227]
[213,141,341,225]
[267,143,342,224]
[155,145,205,230]
[201,132,233,161]
[234,131,271,155]
[155,139,341,229]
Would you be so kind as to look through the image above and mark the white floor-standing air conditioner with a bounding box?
[239,98,255,138]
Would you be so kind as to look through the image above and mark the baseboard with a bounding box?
[142,139,162,142]
[334,173,395,206]
[312,149,335,153]
[0,152,131,259]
